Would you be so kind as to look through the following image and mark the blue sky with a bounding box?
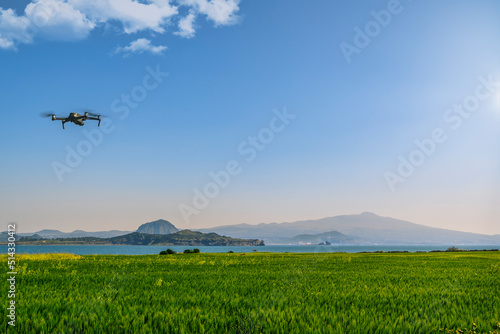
[1,0,500,234]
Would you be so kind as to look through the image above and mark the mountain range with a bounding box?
[14,229,133,239]
[4,213,500,245]
[7,219,176,240]
[197,212,500,245]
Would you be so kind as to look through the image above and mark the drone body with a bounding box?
[42,111,102,129]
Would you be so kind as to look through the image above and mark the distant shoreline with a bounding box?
[3,230,265,247]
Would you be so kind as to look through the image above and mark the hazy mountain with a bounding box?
[14,218,179,240]
[197,212,500,245]
[16,229,133,239]
[33,229,64,238]
[0,232,9,242]
[136,219,179,235]
[13,219,179,240]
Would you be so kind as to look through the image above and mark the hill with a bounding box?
[110,230,263,246]
[197,212,500,245]
[136,219,179,235]
[280,231,356,245]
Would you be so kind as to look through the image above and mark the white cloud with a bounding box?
[174,10,196,38]
[0,35,14,49]
[114,38,167,56]
[0,0,93,49]
[0,0,242,51]
[25,0,95,41]
[69,0,178,34]
[179,0,240,26]
[0,8,33,50]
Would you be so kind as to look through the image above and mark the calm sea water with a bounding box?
[6,244,500,255]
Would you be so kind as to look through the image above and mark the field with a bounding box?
[2,252,499,333]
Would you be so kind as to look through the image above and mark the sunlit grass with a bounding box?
[1,253,83,261]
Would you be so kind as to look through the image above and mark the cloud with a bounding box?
[114,38,167,56]
[0,0,242,51]
[174,10,196,38]
[179,0,240,26]
[0,0,94,50]
[69,0,178,34]
[0,8,33,50]
[25,0,95,41]
[0,36,14,49]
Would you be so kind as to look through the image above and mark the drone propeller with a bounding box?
[40,111,56,118]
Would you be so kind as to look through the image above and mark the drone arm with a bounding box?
[87,116,101,126]
[52,117,67,121]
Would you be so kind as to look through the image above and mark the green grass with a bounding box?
[1,252,499,333]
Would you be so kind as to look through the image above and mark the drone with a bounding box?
[41,110,102,129]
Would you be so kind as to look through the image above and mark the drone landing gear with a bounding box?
[62,121,67,129]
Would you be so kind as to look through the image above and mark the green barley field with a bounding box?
[2,252,499,333]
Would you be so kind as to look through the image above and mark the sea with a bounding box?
[4,244,500,255]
